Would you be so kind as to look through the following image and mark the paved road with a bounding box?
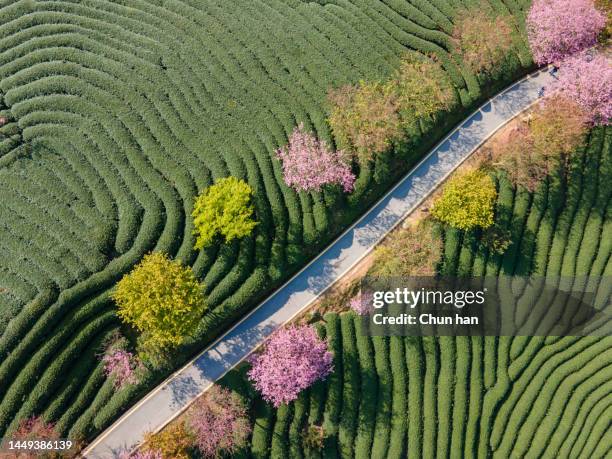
[84,68,553,458]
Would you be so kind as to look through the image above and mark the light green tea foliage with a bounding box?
[192,177,258,250]
[432,170,497,230]
[114,252,207,350]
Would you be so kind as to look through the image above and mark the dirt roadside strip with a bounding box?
[83,67,553,458]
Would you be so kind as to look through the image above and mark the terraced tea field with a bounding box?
[223,127,612,458]
[0,0,534,442]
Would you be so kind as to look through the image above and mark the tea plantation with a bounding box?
[222,127,611,458]
[0,0,542,442]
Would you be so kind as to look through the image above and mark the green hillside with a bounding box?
[221,127,612,458]
[0,0,534,440]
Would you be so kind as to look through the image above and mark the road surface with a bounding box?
[84,68,553,458]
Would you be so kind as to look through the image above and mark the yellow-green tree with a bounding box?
[327,52,457,163]
[432,171,497,230]
[143,421,194,459]
[327,80,401,162]
[114,252,206,351]
[394,52,457,126]
[192,177,258,250]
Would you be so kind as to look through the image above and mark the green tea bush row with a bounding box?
[322,314,342,453]
[353,316,376,459]
[4,312,116,435]
[387,336,407,458]
[288,392,307,459]
[370,336,391,458]
[436,337,455,456]
[0,297,115,436]
[270,403,291,458]
[338,314,359,458]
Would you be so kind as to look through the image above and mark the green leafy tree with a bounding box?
[432,171,497,230]
[192,177,258,250]
[114,252,207,351]
[394,52,457,126]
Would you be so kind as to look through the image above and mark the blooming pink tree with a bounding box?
[10,416,60,459]
[102,335,142,389]
[527,0,606,64]
[248,325,334,407]
[186,385,251,458]
[276,123,355,193]
[349,291,374,316]
[549,52,612,125]
[13,416,59,440]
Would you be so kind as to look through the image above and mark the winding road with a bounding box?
[84,68,553,458]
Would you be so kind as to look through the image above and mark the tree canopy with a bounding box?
[248,325,334,407]
[550,52,612,125]
[143,422,193,459]
[328,80,401,162]
[432,171,497,231]
[12,416,60,459]
[192,176,258,250]
[276,123,355,193]
[452,5,516,74]
[186,385,251,458]
[369,220,442,277]
[327,52,457,162]
[102,337,142,389]
[527,0,606,64]
[393,52,457,124]
[492,96,589,191]
[114,252,207,351]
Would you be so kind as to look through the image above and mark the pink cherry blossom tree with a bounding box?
[349,291,374,316]
[186,385,251,458]
[549,52,612,125]
[10,417,60,459]
[101,334,143,389]
[13,416,59,440]
[102,349,141,388]
[248,325,334,407]
[276,123,355,193]
[527,0,606,64]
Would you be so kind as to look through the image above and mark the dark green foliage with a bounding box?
[338,314,359,457]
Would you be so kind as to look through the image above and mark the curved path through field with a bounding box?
[84,68,553,458]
